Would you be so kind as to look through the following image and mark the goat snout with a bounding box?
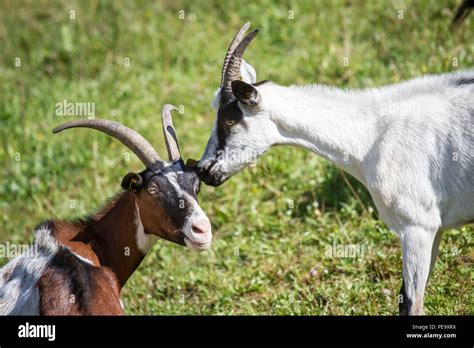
[192,218,211,235]
[197,163,227,187]
[184,214,212,251]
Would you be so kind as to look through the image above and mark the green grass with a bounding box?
[0,0,472,315]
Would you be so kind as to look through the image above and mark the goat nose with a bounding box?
[192,218,211,235]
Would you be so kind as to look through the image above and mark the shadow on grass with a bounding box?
[293,165,376,218]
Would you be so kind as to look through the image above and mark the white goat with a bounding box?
[197,23,474,315]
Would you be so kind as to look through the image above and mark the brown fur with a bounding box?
[40,191,164,315]
[38,247,123,315]
[33,161,205,316]
[53,192,147,287]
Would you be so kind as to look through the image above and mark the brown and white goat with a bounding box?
[0,105,211,315]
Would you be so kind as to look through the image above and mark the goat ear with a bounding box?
[121,172,143,192]
[231,80,261,106]
[241,60,257,84]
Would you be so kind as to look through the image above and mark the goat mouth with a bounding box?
[197,160,226,187]
[184,237,211,251]
[200,172,228,187]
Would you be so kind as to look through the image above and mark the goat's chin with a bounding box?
[184,238,211,251]
[201,166,243,187]
[201,174,230,187]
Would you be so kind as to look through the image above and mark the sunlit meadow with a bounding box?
[0,0,472,314]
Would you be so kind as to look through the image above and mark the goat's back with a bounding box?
[0,222,123,315]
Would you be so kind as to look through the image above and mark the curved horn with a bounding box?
[221,25,259,103]
[220,22,251,87]
[53,119,164,168]
[161,104,181,161]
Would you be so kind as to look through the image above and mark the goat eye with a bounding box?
[147,186,158,194]
[225,120,235,126]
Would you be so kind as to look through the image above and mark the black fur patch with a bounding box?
[398,279,413,315]
[48,247,94,312]
[253,80,270,86]
[33,220,54,233]
[216,100,244,150]
[452,77,474,86]
[141,162,200,230]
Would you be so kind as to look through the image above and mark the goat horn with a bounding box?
[220,22,251,87]
[161,104,181,161]
[221,24,259,103]
[53,119,164,169]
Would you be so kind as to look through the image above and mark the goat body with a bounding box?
[0,192,152,315]
[1,106,212,315]
[198,34,474,316]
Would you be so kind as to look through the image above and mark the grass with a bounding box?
[0,0,473,315]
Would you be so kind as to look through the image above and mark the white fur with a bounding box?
[200,68,474,314]
[71,252,94,265]
[0,226,59,315]
[134,202,158,254]
[182,199,212,251]
[162,172,212,251]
